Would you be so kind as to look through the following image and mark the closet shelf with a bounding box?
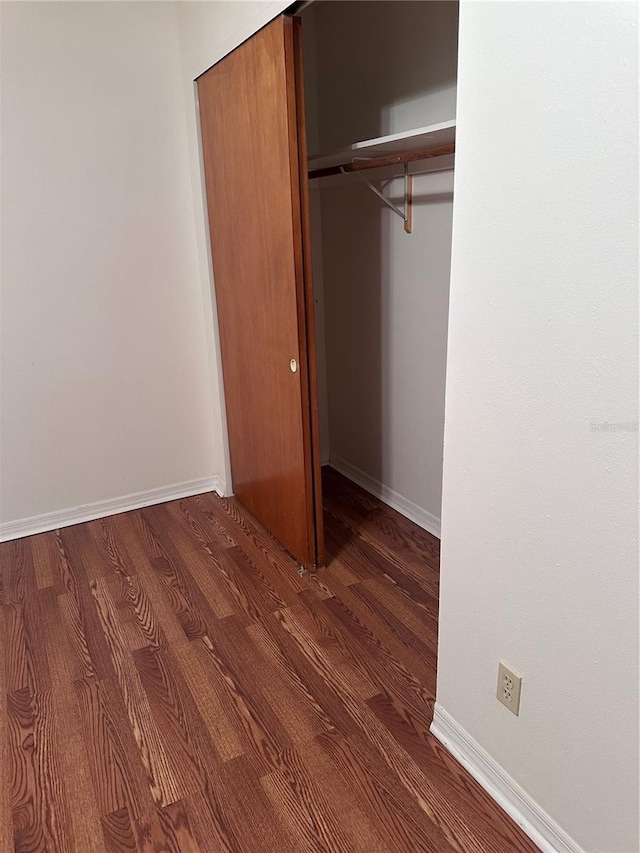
[307,119,455,180]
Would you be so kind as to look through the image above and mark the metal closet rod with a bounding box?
[308,142,455,180]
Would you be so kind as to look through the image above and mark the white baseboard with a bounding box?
[0,475,228,542]
[430,704,584,853]
[328,455,441,539]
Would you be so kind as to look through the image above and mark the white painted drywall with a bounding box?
[437,3,639,852]
[0,2,221,525]
[303,1,457,525]
[176,1,288,82]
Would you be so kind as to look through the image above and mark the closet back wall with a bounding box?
[305,1,458,534]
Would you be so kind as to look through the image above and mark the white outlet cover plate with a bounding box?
[497,660,522,715]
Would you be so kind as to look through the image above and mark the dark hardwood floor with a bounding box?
[0,467,538,852]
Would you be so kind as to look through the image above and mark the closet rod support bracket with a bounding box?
[341,163,413,234]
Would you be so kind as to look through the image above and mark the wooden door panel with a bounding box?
[197,16,323,568]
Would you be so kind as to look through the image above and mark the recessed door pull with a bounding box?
[290,358,298,373]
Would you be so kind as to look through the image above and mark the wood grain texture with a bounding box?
[308,141,456,180]
[0,607,11,853]
[7,688,74,852]
[197,14,322,568]
[0,468,539,852]
[290,14,325,568]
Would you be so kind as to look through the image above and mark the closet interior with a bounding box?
[300,0,459,543]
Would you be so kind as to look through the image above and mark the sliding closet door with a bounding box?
[197,15,323,569]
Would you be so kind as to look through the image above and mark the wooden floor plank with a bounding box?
[185,758,295,853]
[51,680,107,853]
[176,495,239,551]
[173,494,305,604]
[87,517,134,581]
[90,578,183,808]
[276,600,380,703]
[156,800,200,852]
[55,528,118,682]
[260,746,354,853]
[1,540,51,696]
[3,605,30,695]
[101,807,138,853]
[0,468,540,853]
[29,533,58,591]
[325,577,436,686]
[106,514,193,652]
[244,618,338,739]
[38,586,106,850]
[294,734,389,852]
[317,728,458,853]
[200,546,275,623]
[320,592,436,724]
[131,511,210,642]
[131,643,218,798]
[0,606,12,853]
[74,676,151,823]
[169,641,244,765]
[359,574,439,656]
[199,494,310,602]
[8,687,75,852]
[142,502,239,620]
[192,633,293,778]
[248,611,367,738]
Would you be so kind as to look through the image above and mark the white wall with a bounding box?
[0,2,223,528]
[176,1,287,82]
[437,3,639,852]
[304,1,458,530]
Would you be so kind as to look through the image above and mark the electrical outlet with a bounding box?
[497,661,522,715]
